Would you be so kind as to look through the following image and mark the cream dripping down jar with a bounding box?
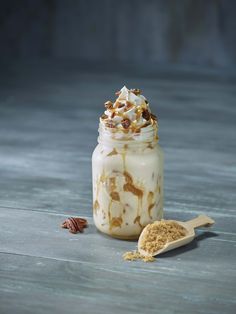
[92,86,164,239]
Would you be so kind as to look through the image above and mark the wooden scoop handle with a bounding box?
[186,215,215,229]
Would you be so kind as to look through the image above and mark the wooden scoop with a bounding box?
[138,215,215,257]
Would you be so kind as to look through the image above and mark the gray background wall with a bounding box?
[0,0,236,68]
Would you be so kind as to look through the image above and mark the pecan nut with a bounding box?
[130,88,141,95]
[61,217,88,234]
[142,109,150,121]
[104,101,113,109]
[121,118,131,129]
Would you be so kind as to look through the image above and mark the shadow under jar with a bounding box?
[92,123,164,240]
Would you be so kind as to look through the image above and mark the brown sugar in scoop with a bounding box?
[139,220,187,256]
[138,215,214,257]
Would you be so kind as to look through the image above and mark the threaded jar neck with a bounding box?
[98,123,158,147]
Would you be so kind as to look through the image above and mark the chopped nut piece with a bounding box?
[101,113,108,120]
[117,102,125,108]
[105,120,115,128]
[125,101,133,110]
[142,109,150,121]
[121,118,131,129]
[130,88,141,95]
[104,101,113,109]
[115,90,121,96]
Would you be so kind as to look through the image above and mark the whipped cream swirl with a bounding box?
[100,86,157,132]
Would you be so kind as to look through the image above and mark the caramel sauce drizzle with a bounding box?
[147,191,155,219]
[110,216,123,228]
[93,200,100,215]
[123,171,143,198]
[107,148,118,156]
[123,169,144,228]
[133,215,142,229]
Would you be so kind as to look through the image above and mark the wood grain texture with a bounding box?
[0,61,235,314]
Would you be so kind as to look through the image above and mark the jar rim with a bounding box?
[98,122,158,145]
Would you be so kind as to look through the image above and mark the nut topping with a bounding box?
[117,102,125,108]
[142,109,150,121]
[105,120,116,128]
[121,118,131,129]
[101,113,108,120]
[104,101,113,109]
[124,101,133,111]
[100,86,158,135]
[130,88,141,95]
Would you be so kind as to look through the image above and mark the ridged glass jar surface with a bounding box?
[92,124,164,240]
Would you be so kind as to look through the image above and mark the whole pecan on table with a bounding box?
[61,217,88,234]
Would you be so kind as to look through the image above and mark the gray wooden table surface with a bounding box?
[0,61,235,314]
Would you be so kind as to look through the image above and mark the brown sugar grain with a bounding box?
[123,250,155,263]
[139,220,187,255]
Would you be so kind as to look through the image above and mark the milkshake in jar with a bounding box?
[92,86,163,239]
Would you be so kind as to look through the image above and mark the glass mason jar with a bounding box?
[92,123,164,240]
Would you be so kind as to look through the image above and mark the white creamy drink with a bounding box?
[92,86,164,239]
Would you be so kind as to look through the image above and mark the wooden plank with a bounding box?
[0,207,235,273]
[0,63,236,314]
[0,250,235,314]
